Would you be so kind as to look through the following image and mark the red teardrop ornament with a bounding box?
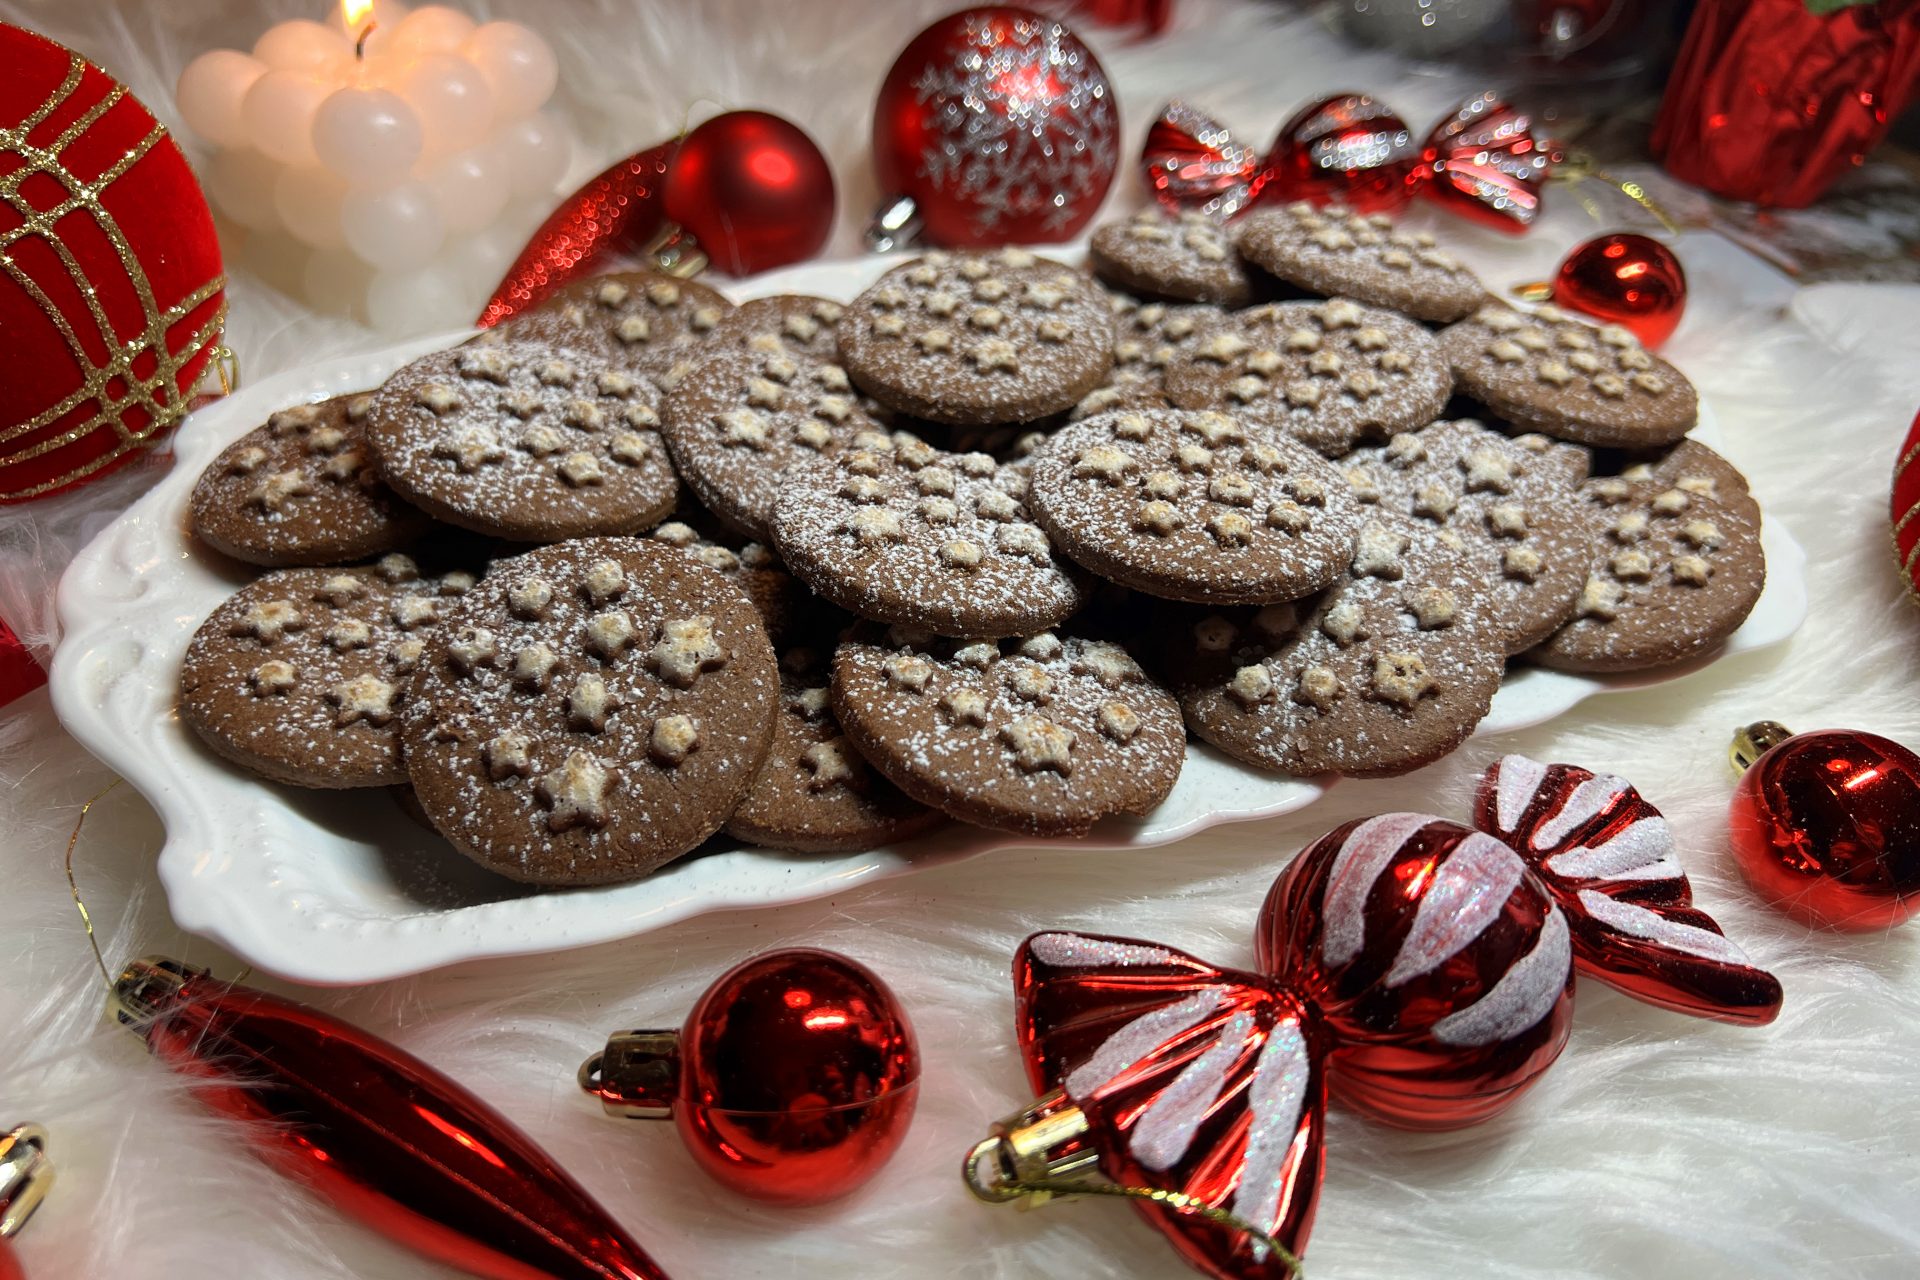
[1549,233,1687,348]
[1728,729,1920,930]
[1262,93,1420,215]
[663,110,834,276]
[116,958,669,1280]
[1418,92,1551,234]
[584,949,919,1205]
[1140,99,1265,220]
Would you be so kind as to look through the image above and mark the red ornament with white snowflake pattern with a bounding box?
[869,7,1119,249]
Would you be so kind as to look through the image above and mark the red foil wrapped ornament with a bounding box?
[1262,93,1420,216]
[582,949,919,1205]
[0,24,226,502]
[115,957,669,1280]
[663,110,835,276]
[868,7,1120,249]
[1141,100,1264,220]
[1418,91,1551,234]
[968,815,1575,1278]
[1728,722,1920,930]
[1549,233,1687,348]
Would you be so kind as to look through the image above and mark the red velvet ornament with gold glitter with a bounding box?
[0,24,226,502]
[581,949,920,1205]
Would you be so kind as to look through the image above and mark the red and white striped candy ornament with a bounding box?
[965,815,1575,1279]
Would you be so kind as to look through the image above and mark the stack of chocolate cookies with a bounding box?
[179,208,1764,888]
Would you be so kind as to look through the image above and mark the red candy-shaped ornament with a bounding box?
[1417,92,1551,234]
[1142,100,1265,220]
[582,949,920,1205]
[1263,92,1420,215]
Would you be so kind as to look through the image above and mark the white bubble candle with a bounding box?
[177,2,570,331]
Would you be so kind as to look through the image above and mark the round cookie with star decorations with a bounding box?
[647,516,809,644]
[1534,470,1765,673]
[366,339,679,542]
[1234,202,1488,323]
[1614,438,1757,520]
[1090,209,1257,307]
[830,625,1186,836]
[661,342,891,541]
[492,271,735,384]
[1027,407,1361,605]
[179,554,469,788]
[400,537,779,885]
[769,432,1090,639]
[190,392,434,567]
[1072,294,1226,421]
[1163,298,1453,456]
[1160,513,1506,777]
[724,642,945,853]
[701,294,847,363]
[1339,419,1597,654]
[1438,303,1698,448]
[837,249,1114,426]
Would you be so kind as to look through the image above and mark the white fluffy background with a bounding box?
[3,2,1920,1277]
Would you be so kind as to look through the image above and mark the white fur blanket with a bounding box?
[3,3,1920,1278]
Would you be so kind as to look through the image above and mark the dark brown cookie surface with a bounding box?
[647,517,809,644]
[1234,202,1487,323]
[837,250,1114,426]
[401,537,779,885]
[1162,514,1506,778]
[1340,420,1597,654]
[1163,298,1452,456]
[493,272,734,381]
[1090,210,1256,307]
[179,554,464,788]
[769,433,1089,639]
[1616,438,1756,519]
[724,644,943,853]
[701,294,846,363]
[366,340,679,542]
[1027,408,1361,605]
[831,626,1186,836]
[1533,475,1764,673]
[1439,303,1698,449]
[1072,294,1225,421]
[660,342,889,540]
[190,393,433,566]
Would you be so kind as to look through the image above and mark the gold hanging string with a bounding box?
[991,1174,1305,1277]
[1551,151,1684,235]
[62,779,122,992]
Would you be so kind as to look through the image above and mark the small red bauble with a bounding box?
[1419,92,1551,234]
[1550,233,1687,347]
[1262,92,1420,216]
[582,949,919,1205]
[664,110,834,277]
[0,25,226,503]
[1728,724,1920,931]
[870,7,1119,248]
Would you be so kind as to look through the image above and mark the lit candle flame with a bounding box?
[342,0,375,28]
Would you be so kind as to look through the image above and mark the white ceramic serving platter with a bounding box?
[49,254,1809,985]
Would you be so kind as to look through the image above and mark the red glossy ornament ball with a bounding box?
[1729,729,1920,930]
[1257,814,1574,1130]
[666,949,919,1204]
[0,25,225,503]
[1550,233,1687,347]
[664,110,834,276]
[1264,92,1420,215]
[0,1234,21,1280]
[871,7,1119,248]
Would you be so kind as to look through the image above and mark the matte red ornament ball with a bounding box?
[1729,730,1920,930]
[663,110,834,276]
[671,949,920,1204]
[1263,92,1421,216]
[1550,233,1687,348]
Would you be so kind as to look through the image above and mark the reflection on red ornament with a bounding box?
[582,949,920,1205]
[1419,92,1552,234]
[1263,92,1420,215]
[1550,233,1687,347]
[664,110,835,276]
[1141,100,1265,220]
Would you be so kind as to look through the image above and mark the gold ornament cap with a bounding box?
[0,1124,52,1239]
[1730,721,1795,774]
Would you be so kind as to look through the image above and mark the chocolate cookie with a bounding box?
[401,537,779,885]
[190,393,433,567]
[179,554,466,788]
[1090,209,1256,307]
[1027,408,1361,605]
[1072,295,1226,420]
[1234,202,1487,323]
[648,518,809,644]
[702,294,846,363]
[723,643,943,853]
[660,342,889,540]
[1616,438,1757,519]
[1340,420,1596,654]
[493,271,734,382]
[1439,303,1698,449]
[837,249,1114,426]
[366,340,679,542]
[1165,513,1506,777]
[769,433,1090,639]
[1163,298,1452,456]
[1533,475,1764,673]
[831,625,1186,836]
